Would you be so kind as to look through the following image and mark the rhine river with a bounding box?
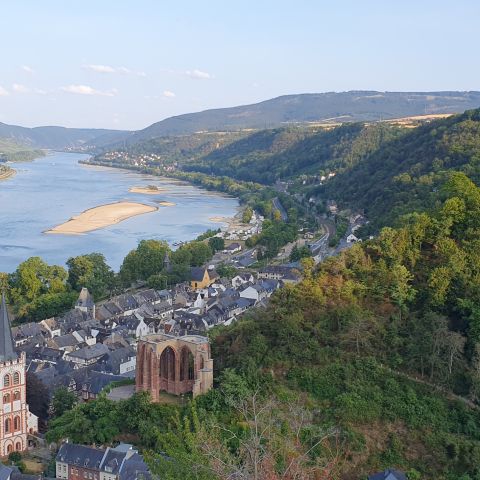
[0,152,238,272]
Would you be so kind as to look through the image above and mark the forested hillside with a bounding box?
[117,130,248,162]
[184,123,403,183]
[321,109,480,231]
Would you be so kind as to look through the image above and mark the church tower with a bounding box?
[0,293,37,456]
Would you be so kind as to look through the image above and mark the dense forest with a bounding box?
[184,123,403,184]
[321,109,480,232]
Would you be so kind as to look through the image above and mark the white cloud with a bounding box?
[12,84,48,95]
[163,90,176,98]
[61,84,117,97]
[84,64,146,77]
[84,64,116,74]
[21,65,35,74]
[0,86,9,96]
[185,69,213,80]
[13,83,30,94]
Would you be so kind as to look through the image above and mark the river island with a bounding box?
[46,201,158,235]
[129,185,165,194]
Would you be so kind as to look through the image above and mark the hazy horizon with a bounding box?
[1,0,479,130]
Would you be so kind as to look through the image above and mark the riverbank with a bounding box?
[45,201,158,235]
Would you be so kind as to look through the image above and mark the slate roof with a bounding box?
[191,267,207,282]
[104,302,123,316]
[56,443,151,480]
[76,288,94,309]
[56,443,105,469]
[83,371,126,394]
[368,470,407,480]
[236,255,256,267]
[0,293,18,361]
[100,450,125,474]
[12,322,43,340]
[67,343,109,361]
[134,289,159,304]
[120,453,151,480]
[50,334,79,349]
[260,279,279,292]
[0,464,13,480]
[58,309,90,331]
[97,346,135,375]
[114,294,139,312]
[31,346,63,362]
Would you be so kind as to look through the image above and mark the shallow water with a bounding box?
[0,152,238,272]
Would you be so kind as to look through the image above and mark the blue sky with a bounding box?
[0,0,479,130]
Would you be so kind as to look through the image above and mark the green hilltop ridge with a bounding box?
[123,90,480,143]
[2,91,480,151]
[321,108,480,232]
[181,123,405,183]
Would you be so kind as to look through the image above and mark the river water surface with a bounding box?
[0,152,238,272]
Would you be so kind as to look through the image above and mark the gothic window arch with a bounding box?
[6,444,12,454]
[159,347,176,381]
[179,347,195,381]
[4,374,10,387]
[13,372,20,385]
[5,418,11,433]
[15,441,21,451]
[13,416,20,431]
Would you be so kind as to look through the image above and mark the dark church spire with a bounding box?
[0,292,17,361]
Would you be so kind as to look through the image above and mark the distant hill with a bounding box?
[126,91,480,144]
[0,122,130,150]
[3,91,480,151]
[0,138,45,162]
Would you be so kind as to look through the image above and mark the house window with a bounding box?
[3,393,10,403]
[13,391,20,401]
[15,441,21,451]
[13,416,20,431]
[13,372,20,385]
[3,374,10,387]
[5,418,11,433]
